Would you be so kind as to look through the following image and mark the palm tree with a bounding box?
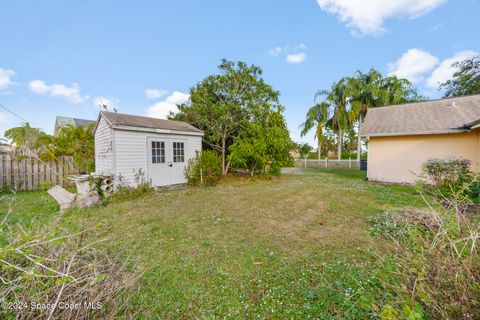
[4,122,49,150]
[300,101,329,159]
[306,79,351,160]
[304,70,423,162]
[326,79,350,160]
[382,75,424,104]
[347,70,424,160]
[347,69,387,160]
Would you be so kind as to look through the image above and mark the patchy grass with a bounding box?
[0,191,59,227]
[1,169,425,318]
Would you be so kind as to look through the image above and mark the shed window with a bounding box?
[173,142,185,163]
[151,141,165,164]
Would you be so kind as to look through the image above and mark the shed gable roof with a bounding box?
[99,111,203,134]
[360,94,480,137]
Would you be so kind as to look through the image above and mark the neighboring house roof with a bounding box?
[360,94,480,137]
[97,111,203,135]
[0,144,14,154]
[54,116,95,136]
[56,116,95,127]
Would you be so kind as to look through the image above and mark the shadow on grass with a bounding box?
[303,168,367,179]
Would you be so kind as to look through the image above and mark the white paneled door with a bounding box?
[147,138,187,186]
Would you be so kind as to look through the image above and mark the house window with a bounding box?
[173,142,185,163]
[152,141,165,164]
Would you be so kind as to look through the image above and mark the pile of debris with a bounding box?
[47,174,113,213]
[48,185,100,213]
[392,208,441,230]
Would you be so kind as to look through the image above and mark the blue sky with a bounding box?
[1,0,479,145]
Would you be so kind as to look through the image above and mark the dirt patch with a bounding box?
[257,205,328,242]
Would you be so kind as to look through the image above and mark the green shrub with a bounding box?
[184,150,222,187]
[88,174,105,198]
[418,157,479,204]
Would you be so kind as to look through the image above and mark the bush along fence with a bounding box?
[0,155,75,191]
[294,158,360,169]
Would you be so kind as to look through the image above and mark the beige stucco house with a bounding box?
[360,94,480,184]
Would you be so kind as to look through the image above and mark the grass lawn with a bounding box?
[1,169,425,319]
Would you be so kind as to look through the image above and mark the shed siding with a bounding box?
[113,129,202,186]
[367,130,480,184]
[94,117,113,174]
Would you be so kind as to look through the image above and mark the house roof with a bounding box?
[99,111,203,134]
[54,116,96,136]
[55,116,95,127]
[360,94,480,137]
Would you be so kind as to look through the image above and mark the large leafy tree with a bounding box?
[228,102,292,175]
[440,55,480,97]
[172,59,289,175]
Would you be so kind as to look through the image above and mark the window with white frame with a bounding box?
[173,142,184,163]
[151,141,165,164]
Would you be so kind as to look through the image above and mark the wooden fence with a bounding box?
[294,158,360,169]
[0,155,76,191]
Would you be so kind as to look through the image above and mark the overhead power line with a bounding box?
[0,103,28,123]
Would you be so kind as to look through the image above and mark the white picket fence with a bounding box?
[294,158,360,169]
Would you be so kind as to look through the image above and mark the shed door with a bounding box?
[170,140,187,184]
[147,139,170,186]
[147,138,187,186]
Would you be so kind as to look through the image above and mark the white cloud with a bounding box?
[28,80,88,104]
[269,47,282,57]
[426,50,478,89]
[316,0,447,36]
[269,44,307,63]
[388,48,439,83]
[0,113,10,125]
[429,23,443,31]
[146,91,189,119]
[286,53,307,64]
[29,80,49,94]
[93,96,119,109]
[0,68,16,90]
[144,89,168,99]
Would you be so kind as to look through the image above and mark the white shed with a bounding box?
[94,111,203,187]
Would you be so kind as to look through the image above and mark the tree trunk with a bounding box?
[317,141,321,160]
[337,128,343,160]
[250,163,256,177]
[357,115,363,161]
[225,160,231,175]
[221,136,226,176]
